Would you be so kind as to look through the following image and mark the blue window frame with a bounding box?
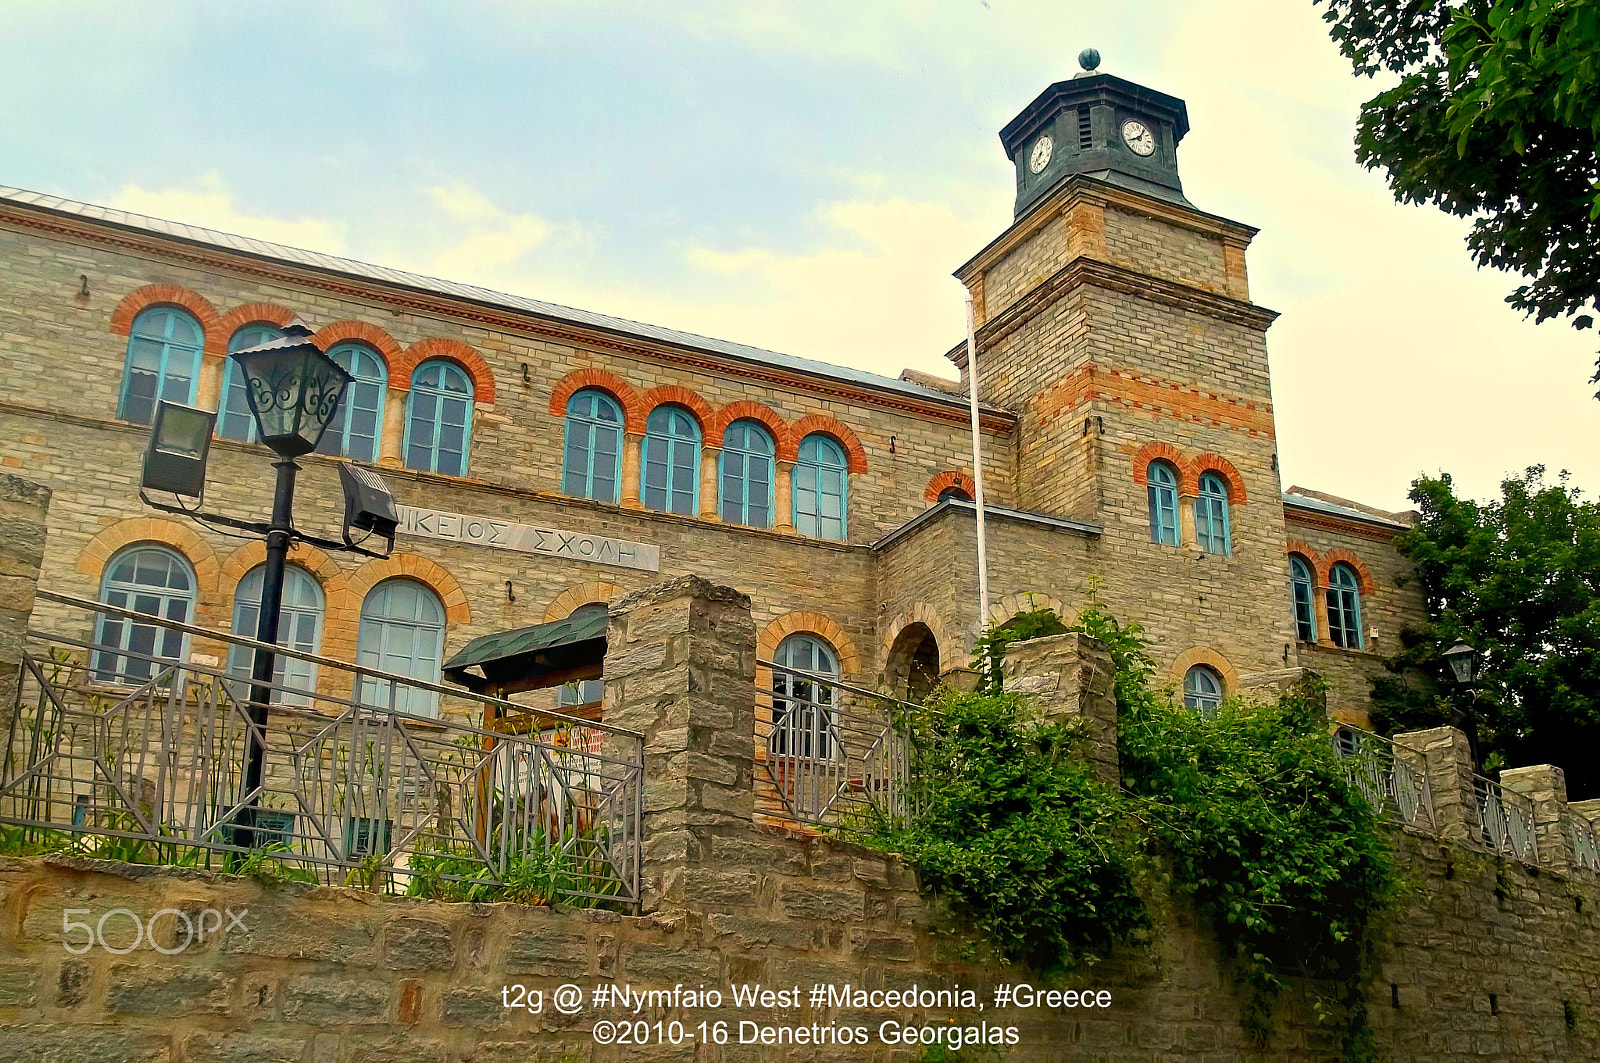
[1147,460,1179,546]
[793,434,848,541]
[1327,563,1364,649]
[216,324,285,442]
[228,565,324,705]
[1183,665,1223,715]
[562,389,624,502]
[355,579,446,717]
[1195,471,1232,555]
[641,405,701,514]
[316,343,387,462]
[557,603,608,708]
[119,307,204,425]
[404,360,474,477]
[719,419,774,527]
[92,546,195,684]
[771,633,839,759]
[1290,555,1317,642]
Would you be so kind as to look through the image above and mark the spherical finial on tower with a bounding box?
[1077,48,1101,72]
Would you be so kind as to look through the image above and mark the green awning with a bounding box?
[442,609,607,695]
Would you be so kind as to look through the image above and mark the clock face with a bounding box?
[1028,135,1053,174]
[1121,119,1156,156]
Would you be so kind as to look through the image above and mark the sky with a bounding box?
[3,0,1595,512]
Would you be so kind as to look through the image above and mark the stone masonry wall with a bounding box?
[0,473,49,729]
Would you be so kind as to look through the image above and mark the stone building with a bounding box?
[0,59,1423,725]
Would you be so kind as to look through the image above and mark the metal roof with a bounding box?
[872,496,1102,551]
[1282,491,1409,529]
[442,607,607,693]
[0,184,999,415]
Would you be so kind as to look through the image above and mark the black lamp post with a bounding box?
[230,322,352,845]
[1442,640,1481,766]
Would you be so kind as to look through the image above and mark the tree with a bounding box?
[1373,467,1600,798]
[1315,1,1600,391]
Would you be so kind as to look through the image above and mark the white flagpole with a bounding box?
[964,294,991,628]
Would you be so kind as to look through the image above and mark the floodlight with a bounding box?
[141,401,215,499]
[339,462,399,554]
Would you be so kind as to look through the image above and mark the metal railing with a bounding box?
[1331,726,1437,833]
[1471,773,1539,864]
[2,590,644,908]
[755,661,921,828]
[1570,814,1599,873]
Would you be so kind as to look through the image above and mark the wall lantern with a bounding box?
[231,322,353,458]
[1442,640,1478,685]
[140,401,216,500]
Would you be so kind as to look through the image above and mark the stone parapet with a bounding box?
[1000,631,1119,784]
[0,474,49,730]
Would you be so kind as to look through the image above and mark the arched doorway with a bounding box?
[885,622,941,703]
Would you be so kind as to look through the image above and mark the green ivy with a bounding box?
[857,603,1402,1060]
[969,603,1067,692]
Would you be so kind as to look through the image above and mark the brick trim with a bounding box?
[779,415,868,473]
[74,517,222,619]
[756,610,861,678]
[108,284,225,355]
[1131,442,1185,487]
[548,369,642,432]
[393,338,497,404]
[544,581,627,623]
[216,302,299,339]
[638,385,715,433]
[707,400,787,449]
[923,470,976,504]
[322,553,470,665]
[1170,646,1240,696]
[310,321,405,374]
[1322,549,1375,597]
[218,540,349,610]
[880,603,956,675]
[985,591,1068,628]
[1187,453,1248,503]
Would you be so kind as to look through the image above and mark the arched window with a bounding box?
[719,420,774,527]
[1195,471,1231,555]
[355,579,446,717]
[641,405,701,515]
[1183,665,1223,715]
[215,324,285,442]
[562,389,624,502]
[119,307,204,425]
[404,360,474,476]
[793,434,848,541]
[937,486,973,503]
[1147,460,1179,546]
[228,565,324,705]
[1289,556,1317,643]
[557,602,608,708]
[771,633,839,759]
[1327,563,1364,649]
[92,546,195,684]
[316,342,387,462]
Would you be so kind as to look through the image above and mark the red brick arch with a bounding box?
[1131,441,1185,486]
[311,320,404,372]
[707,400,787,449]
[216,302,299,339]
[1321,549,1375,596]
[108,284,224,354]
[924,470,976,504]
[548,369,642,432]
[393,338,497,403]
[638,385,715,433]
[780,415,867,473]
[1285,539,1323,581]
[1187,453,1248,503]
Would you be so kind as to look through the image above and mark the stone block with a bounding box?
[504,926,589,973]
[105,966,234,1016]
[56,958,89,1007]
[221,908,378,965]
[440,985,513,1027]
[0,1025,172,1062]
[0,961,40,1007]
[623,945,723,984]
[678,869,758,908]
[179,1032,307,1063]
[280,977,392,1025]
[778,882,863,922]
[383,917,455,970]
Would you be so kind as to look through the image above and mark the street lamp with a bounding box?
[1442,641,1478,685]
[1441,639,1481,767]
[230,322,351,847]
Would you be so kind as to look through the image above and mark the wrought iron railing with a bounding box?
[755,661,920,828]
[2,590,644,908]
[1332,725,1437,833]
[1471,773,1539,864]
[1570,813,1599,873]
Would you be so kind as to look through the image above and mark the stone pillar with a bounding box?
[699,446,720,520]
[620,432,643,508]
[0,475,50,730]
[1501,765,1571,872]
[1176,495,1196,548]
[195,355,226,413]
[1393,726,1478,846]
[773,460,794,531]
[1313,578,1333,649]
[378,387,407,468]
[999,632,1119,784]
[602,576,756,913]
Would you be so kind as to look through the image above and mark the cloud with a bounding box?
[108,173,350,254]
[420,180,592,279]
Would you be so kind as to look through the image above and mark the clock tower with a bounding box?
[1001,49,1190,218]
